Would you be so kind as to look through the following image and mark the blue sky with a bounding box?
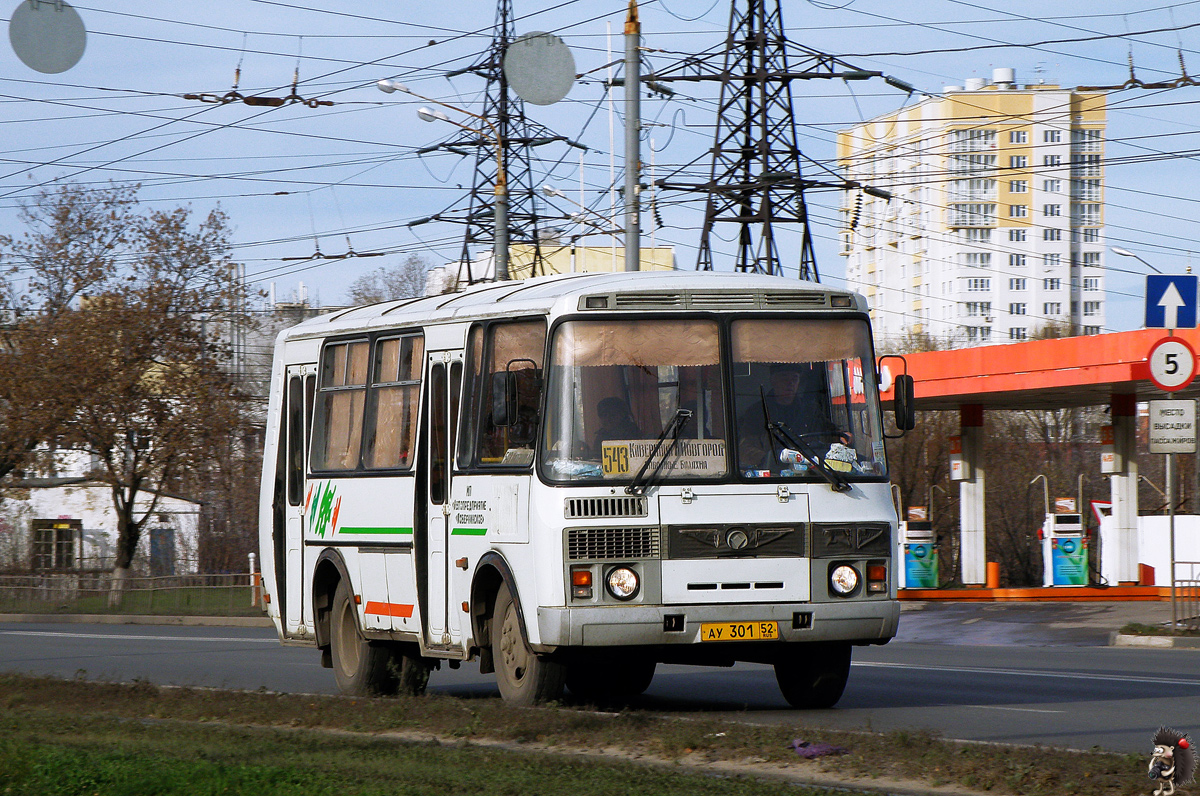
[3,1,1200,331]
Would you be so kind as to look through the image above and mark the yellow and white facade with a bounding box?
[837,68,1106,347]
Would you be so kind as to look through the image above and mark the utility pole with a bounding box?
[624,0,641,272]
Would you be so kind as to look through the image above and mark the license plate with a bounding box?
[699,621,779,642]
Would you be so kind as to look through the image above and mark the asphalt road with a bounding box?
[1,604,1195,754]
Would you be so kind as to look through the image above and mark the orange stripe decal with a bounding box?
[364,601,414,618]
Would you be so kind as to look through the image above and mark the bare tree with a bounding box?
[0,184,251,594]
[345,254,430,304]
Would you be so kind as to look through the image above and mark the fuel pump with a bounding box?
[899,520,938,589]
[1040,513,1087,587]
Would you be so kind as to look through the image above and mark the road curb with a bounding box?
[0,613,272,628]
[1110,632,1200,648]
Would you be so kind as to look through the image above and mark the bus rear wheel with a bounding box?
[566,656,656,704]
[492,581,564,706]
[773,642,852,709]
[387,643,431,696]
[330,579,395,696]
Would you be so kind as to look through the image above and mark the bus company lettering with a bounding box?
[453,499,488,525]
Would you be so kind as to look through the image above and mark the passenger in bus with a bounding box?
[591,396,642,454]
[737,362,847,470]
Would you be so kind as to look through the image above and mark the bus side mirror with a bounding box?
[491,372,517,426]
[894,373,915,431]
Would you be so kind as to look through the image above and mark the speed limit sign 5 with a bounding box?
[1148,337,1198,391]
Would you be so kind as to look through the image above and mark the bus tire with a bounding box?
[330,579,394,696]
[773,642,851,709]
[492,581,564,705]
[566,656,656,703]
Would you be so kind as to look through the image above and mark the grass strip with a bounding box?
[0,711,836,796]
[1119,622,1200,637]
[0,674,1146,796]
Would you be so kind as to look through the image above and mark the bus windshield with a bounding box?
[540,316,887,484]
[541,318,728,482]
[731,317,887,480]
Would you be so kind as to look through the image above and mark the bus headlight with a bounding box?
[605,566,640,601]
[830,565,860,596]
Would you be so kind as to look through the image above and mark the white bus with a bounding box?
[259,271,913,707]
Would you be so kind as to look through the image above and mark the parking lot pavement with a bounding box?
[897,600,1177,646]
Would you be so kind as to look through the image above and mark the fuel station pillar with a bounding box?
[1106,392,1140,583]
[959,404,986,585]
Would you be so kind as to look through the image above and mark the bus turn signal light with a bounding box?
[867,564,887,593]
[571,567,593,599]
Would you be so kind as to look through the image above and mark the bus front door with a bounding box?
[421,351,463,647]
[283,364,316,635]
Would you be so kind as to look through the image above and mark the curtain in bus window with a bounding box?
[313,340,369,471]
[551,319,718,367]
[365,335,423,469]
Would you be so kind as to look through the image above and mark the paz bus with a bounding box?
[258,271,913,707]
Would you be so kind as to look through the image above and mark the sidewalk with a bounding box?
[898,600,1190,647]
[0,613,272,627]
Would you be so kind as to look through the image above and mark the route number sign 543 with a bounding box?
[1148,337,1198,392]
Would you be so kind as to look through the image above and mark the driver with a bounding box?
[737,362,847,470]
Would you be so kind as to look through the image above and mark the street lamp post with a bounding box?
[379,79,509,281]
[1110,246,1164,274]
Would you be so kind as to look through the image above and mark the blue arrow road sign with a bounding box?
[1146,275,1199,329]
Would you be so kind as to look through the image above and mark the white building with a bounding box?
[0,477,201,575]
[837,68,1107,348]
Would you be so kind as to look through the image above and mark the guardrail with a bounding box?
[0,572,263,616]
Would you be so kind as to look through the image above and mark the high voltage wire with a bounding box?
[7,2,1200,312]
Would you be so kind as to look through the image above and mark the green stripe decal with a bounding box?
[451,528,488,536]
[337,527,413,535]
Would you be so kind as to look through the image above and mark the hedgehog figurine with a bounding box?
[1149,727,1196,796]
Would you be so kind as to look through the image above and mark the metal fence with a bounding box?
[0,572,262,616]
[1175,561,1200,633]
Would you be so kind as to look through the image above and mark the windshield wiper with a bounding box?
[767,420,849,492]
[625,409,693,496]
[759,387,849,492]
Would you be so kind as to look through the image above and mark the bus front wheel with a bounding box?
[330,579,394,696]
[492,581,565,705]
[773,642,851,709]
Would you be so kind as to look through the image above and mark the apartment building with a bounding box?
[836,68,1106,347]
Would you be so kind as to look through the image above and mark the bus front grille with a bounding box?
[565,496,648,519]
[567,527,661,561]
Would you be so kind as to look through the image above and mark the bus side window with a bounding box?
[310,340,370,471]
[286,376,305,505]
[364,334,423,470]
[461,320,546,467]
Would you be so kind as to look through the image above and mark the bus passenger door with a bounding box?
[421,351,463,646]
[283,364,316,635]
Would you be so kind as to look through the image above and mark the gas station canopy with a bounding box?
[893,328,1200,411]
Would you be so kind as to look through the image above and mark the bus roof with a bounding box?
[278,270,864,341]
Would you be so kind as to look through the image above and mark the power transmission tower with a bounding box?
[432,0,568,283]
[651,0,906,281]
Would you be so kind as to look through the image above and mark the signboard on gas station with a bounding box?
[1148,399,1198,454]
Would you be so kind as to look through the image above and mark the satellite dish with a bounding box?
[503,32,575,106]
[9,0,87,74]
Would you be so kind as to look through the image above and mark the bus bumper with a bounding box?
[534,599,899,649]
